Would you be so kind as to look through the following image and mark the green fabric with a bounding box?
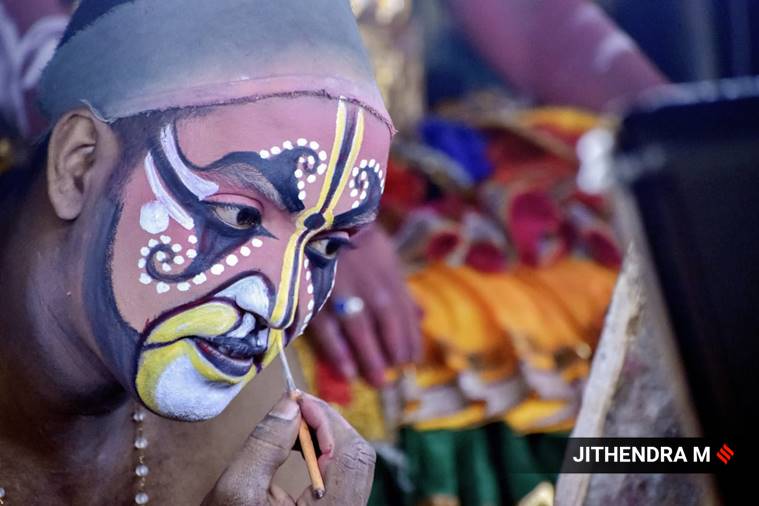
[368,423,569,506]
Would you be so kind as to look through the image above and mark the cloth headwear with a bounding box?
[38,0,391,129]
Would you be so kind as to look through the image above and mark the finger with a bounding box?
[205,395,300,505]
[269,485,297,506]
[395,287,424,363]
[361,261,422,366]
[298,394,337,461]
[340,310,387,387]
[296,394,376,505]
[367,291,407,365]
[309,314,358,380]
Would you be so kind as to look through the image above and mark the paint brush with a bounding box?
[278,339,326,499]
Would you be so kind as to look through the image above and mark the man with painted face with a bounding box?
[0,0,391,504]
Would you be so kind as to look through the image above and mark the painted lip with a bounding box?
[140,272,299,378]
[192,312,270,377]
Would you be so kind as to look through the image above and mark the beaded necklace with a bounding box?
[0,403,152,505]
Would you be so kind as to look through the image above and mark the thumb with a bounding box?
[205,396,301,505]
[242,395,301,479]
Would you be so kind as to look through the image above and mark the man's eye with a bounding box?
[211,204,262,230]
[307,235,353,262]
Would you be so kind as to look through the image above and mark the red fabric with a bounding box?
[315,358,353,405]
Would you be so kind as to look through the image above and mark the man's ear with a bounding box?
[47,108,114,220]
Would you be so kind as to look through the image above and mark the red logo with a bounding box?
[716,444,734,464]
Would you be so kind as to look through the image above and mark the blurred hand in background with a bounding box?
[309,224,422,387]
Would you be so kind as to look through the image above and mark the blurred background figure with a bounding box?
[301,1,662,505]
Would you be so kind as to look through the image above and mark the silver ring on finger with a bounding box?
[332,296,365,319]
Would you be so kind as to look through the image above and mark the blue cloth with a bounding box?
[420,117,493,183]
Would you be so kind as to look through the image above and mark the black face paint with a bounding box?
[332,166,383,230]
[145,137,311,283]
[83,169,142,391]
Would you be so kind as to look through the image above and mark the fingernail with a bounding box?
[269,397,299,420]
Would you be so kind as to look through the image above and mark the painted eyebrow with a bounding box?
[168,123,305,213]
[206,162,288,211]
[331,204,380,229]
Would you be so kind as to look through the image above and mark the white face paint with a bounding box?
[139,200,170,234]
[160,124,220,199]
[217,276,271,318]
[153,354,244,420]
[144,153,195,231]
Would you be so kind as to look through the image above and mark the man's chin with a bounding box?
[141,351,247,421]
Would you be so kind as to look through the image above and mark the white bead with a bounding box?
[135,464,150,477]
[134,436,148,449]
[135,492,149,504]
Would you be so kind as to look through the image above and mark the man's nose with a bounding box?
[216,275,273,321]
[267,247,307,330]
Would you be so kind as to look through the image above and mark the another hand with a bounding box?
[203,393,376,505]
[309,224,422,387]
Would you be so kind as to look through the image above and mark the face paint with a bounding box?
[86,96,389,421]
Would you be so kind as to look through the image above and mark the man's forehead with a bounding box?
[150,96,389,223]
[174,96,391,168]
